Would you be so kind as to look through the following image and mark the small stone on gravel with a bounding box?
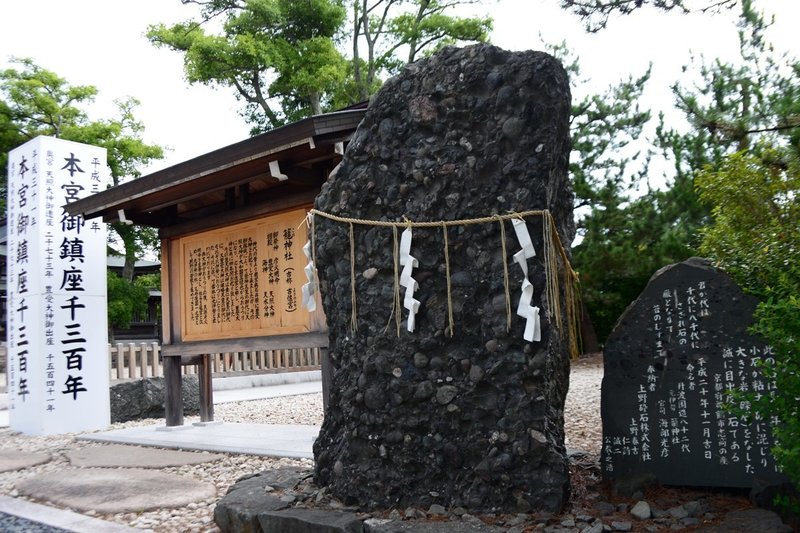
[669,505,689,519]
[630,501,651,520]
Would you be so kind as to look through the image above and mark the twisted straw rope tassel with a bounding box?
[349,222,358,332]
[442,222,455,337]
[497,216,512,332]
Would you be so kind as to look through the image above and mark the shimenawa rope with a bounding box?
[306,208,581,358]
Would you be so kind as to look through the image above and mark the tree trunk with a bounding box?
[122,249,136,283]
[309,92,322,116]
[407,0,430,64]
[353,1,366,101]
[112,221,138,283]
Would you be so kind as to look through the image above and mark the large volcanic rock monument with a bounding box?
[312,44,574,513]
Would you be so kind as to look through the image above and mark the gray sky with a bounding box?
[2,0,798,176]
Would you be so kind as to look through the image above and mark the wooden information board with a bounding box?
[177,207,311,341]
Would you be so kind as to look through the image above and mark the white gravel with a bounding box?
[0,358,603,532]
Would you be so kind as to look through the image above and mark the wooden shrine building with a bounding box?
[66,107,367,426]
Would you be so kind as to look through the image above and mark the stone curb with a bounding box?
[0,494,145,533]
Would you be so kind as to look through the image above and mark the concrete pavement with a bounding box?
[81,422,319,459]
[0,372,322,531]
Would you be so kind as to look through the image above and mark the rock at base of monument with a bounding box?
[750,479,800,531]
[110,375,199,423]
[601,257,785,489]
[313,42,573,515]
[694,508,792,533]
[214,467,309,533]
[611,472,657,498]
[258,509,363,533]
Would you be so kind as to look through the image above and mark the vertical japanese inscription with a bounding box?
[6,137,109,435]
[182,208,309,340]
[187,238,259,325]
[601,260,782,488]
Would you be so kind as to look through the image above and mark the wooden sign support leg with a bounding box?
[164,355,184,427]
[198,354,214,422]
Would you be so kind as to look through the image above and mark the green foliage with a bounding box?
[560,0,736,32]
[151,0,491,131]
[751,274,800,491]
[1,58,165,324]
[381,1,492,69]
[698,147,800,499]
[0,58,164,207]
[697,148,799,290]
[549,40,652,208]
[564,0,799,343]
[574,191,698,339]
[348,0,491,101]
[107,270,150,332]
[544,42,687,340]
[148,0,349,133]
[0,99,24,213]
[657,0,800,178]
[691,6,800,490]
[134,272,162,292]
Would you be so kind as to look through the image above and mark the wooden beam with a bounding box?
[65,108,365,222]
[161,331,329,357]
[157,189,319,239]
[283,166,326,188]
[135,172,271,215]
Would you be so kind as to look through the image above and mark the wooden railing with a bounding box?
[0,343,321,383]
[108,342,321,381]
[109,342,163,380]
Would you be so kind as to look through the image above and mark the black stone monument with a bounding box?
[312,44,574,513]
[602,257,783,488]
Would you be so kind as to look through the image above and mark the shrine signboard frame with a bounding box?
[173,206,323,342]
[63,107,367,426]
[158,205,328,425]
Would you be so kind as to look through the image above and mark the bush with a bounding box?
[696,146,800,502]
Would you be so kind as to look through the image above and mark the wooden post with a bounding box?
[198,354,214,422]
[139,342,148,378]
[164,355,183,426]
[321,347,332,413]
[127,343,137,378]
[152,342,162,377]
[116,342,124,378]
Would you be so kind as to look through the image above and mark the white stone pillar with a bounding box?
[7,136,109,435]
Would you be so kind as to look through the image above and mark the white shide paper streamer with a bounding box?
[399,228,420,332]
[301,241,317,312]
[511,218,541,342]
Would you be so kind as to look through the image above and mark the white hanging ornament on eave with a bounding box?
[511,218,541,342]
[399,227,420,332]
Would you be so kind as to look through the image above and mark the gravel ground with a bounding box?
[0,358,604,533]
[564,354,603,455]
